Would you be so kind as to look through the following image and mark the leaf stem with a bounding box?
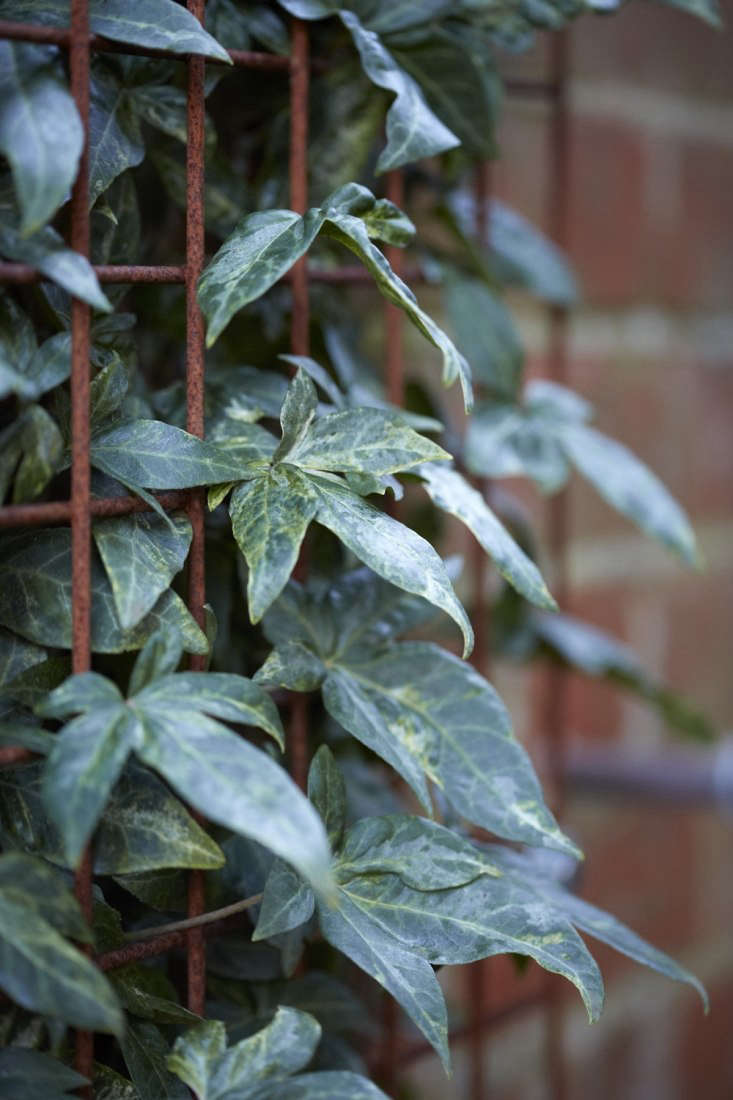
[123,892,263,942]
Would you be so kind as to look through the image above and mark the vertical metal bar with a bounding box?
[68,1,93,1090]
[543,29,571,1100]
[185,0,208,1018]
[288,17,310,793]
[466,158,493,1100]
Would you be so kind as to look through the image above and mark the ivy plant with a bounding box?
[0,0,717,1096]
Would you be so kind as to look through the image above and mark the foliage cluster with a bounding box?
[0,0,717,1096]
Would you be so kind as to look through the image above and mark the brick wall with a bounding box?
[404,2,733,1096]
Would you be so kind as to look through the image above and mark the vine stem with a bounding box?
[123,893,263,942]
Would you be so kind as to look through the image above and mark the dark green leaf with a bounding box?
[273,368,318,463]
[248,1073,391,1099]
[443,275,522,399]
[91,419,246,488]
[0,1047,86,1100]
[417,463,556,609]
[94,511,192,630]
[121,1020,189,1100]
[0,219,111,312]
[255,859,316,941]
[0,42,83,234]
[88,64,145,208]
[0,529,208,654]
[339,11,460,172]
[127,626,183,696]
[112,963,200,1025]
[310,476,473,656]
[308,746,347,849]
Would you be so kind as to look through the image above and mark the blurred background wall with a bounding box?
[402,2,733,1096]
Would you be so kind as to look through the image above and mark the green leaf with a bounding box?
[93,511,192,630]
[0,0,232,62]
[0,219,111,312]
[42,703,138,866]
[168,1010,322,1099]
[273,368,318,463]
[0,42,83,234]
[286,408,450,476]
[0,626,46,691]
[0,1047,87,1100]
[464,401,570,491]
[443,275,522,399]
[198,184,472,409]
[127,627,183,695]
[328,868,603,1023]
[128,83,190,144]
[37,669,123,717]
[339,11,460,173]
[230,468,319,624]
[558,423,698,565]
[121,1020,190,1100]
[135,671,284,750]
[334,813,501,890]
[318,890,450,1070]
[323,642,577,854]
[255,641,326,693]
[112,963,200,1025]
[88,63,145,207]
[247,1074,392,1099]
[0,529,208,655]
[308,745,347,849]
[91,1064,139,1100]
[310,475,472,656]
[488,845,708,1010]
[91,419,246,488]
[255,859,316,941]
[135,708,332,898]
[417,463,556,610]
[0,853,123,1035]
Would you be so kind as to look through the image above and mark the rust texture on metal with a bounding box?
[0,492,189,528]
[184,0,208,1020]
[68,0,94,1086]
[287,17,311,794]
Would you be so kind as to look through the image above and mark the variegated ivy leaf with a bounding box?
[277,3,460,172]
[465,380,698,565]
[0,0,232,63]
[37,648,334,900]
[91,419,248,489]
[168,1009,391,1099]
[0,529,207,655]
[0,404,63,504]
[93,511,192,631]
[272,367,318,463]
[0,42,83,235]
[198,182,472,409]
[0,215,112,312]
[121,1019,190,1100]
[416,463,556,610]
[258,570,566,851]
[0,852,124,1035]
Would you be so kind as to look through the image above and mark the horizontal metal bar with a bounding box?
[0,491,189,528]
[0,20,290,68]
[0,261,425,287]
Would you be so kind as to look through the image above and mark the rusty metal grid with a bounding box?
[0,6,571,1098]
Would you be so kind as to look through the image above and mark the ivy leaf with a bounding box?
[88,64,145,208]
[308,746,347,850]
[91,419,247,488]
[0,0,231,62]
[0,529,208,655]
[255,859,316,941]
[42,699,139,866]
[121,1020,190,1100]
[167,1010,322,1098]
[247,1075,391,1099]
[128,84,191,145]
[112,963,200,1026]
[230,468,319,624]
[198,183,472,409]
[127,626,183,695]
[443,275,522,399]
[0,626,46,691]
[93,511,193,630]
[339,11,460,173]
[558,423,698,566]
[286,408,450,476]
[0,218,111,312]
[273,367,318,463]
[0,404,63,504]
[323,642,577,853]
[334,813,501,890]
[0,852,124,1035]
[310,475,473,657]
[417,463,556,610]
[318,891,450,1071]
[464,400,571,492]
[487,845,708,1009]
[0,1047,87,1100]
[0,42,83,234]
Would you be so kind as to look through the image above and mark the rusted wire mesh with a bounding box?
[0,5,570,1096]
